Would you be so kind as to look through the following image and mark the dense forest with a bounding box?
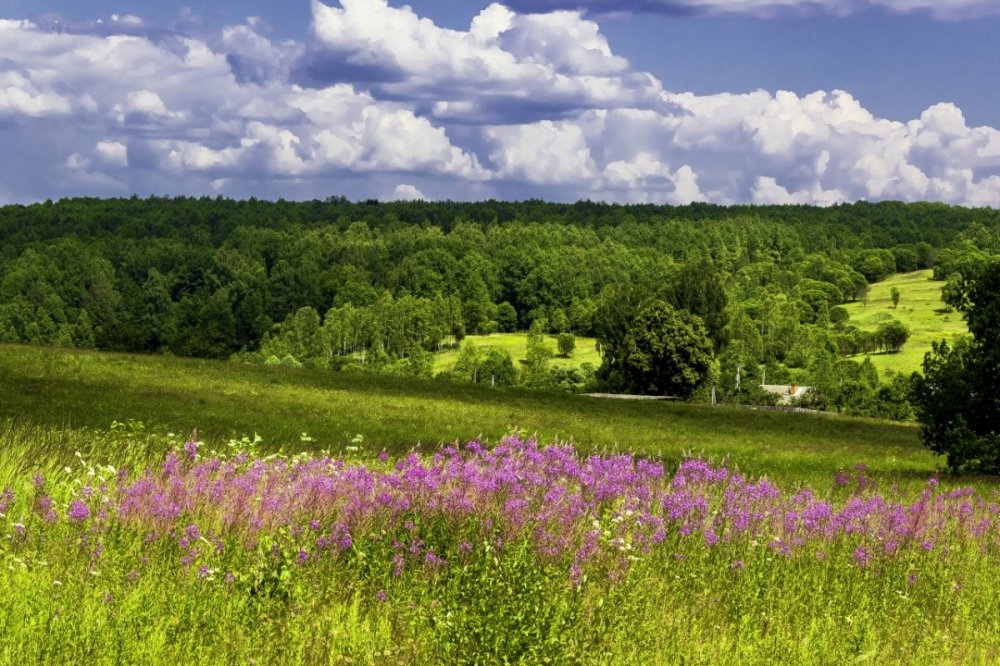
[2,197,999,417]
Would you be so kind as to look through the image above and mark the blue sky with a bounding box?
[2,0,999,205]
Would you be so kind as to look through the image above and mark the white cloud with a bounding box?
[391,183,427,200]
[95,141,128,167]
[0,14,485,200]
[503,0,1000,20]
[0,70,73,117]
[486,120,596,183]
[301,0,670,123]
[1,1,1000,207]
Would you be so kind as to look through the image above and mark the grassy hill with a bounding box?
[0,344,933,487]
[431,332,602,374]
[3,343,996,664]
[842,269,968,375]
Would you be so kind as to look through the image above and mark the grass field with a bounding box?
[0,344,931,487]
[842,270,968,376]
[2,344,999,664]
[431,332,602,374]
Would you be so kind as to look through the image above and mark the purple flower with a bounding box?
[853,546,870,569]
[67,500,90,522]
[375,590,388,602]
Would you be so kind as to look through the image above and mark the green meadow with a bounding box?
[431,332,603,374]
[843,269,968,376]
[0,344,929,487]
[1,344,999,664]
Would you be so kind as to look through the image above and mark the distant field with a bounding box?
[842,269,968,376]
[431,332,602,373]
[0,344,931,488]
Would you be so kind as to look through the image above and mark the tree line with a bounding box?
[3,196,999,416]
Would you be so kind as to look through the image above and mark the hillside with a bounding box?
[0,344,928,486]
[842,269,968,375]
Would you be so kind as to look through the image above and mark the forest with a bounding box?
[2,196,999,418]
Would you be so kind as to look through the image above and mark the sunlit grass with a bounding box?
[431,332,602,374]
[0,344,933,488]
[842,270,968,376]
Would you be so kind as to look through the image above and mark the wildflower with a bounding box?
[67,501,90,522]
[375,590,388,602]
[853,546,870,569]
[391,554,405,577]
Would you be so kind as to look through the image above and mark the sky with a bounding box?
[1,0,999,206]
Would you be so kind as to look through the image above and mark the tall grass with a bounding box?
[0,421,997,664]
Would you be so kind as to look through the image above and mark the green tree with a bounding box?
[556,332,575,358]
[876,319,909,353]
[479,348,517,387]
[521,320,553,388]
[668,262,729,351]
[913,260,1000,472]
[496,302,518,333]
[454,341,482,384]
[941,273,965,312]
[890,286,901,310]
[603,300,713,398]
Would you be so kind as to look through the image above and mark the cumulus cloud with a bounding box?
[0,14,485,201]
[1,1,1000,207]
[296,0,672,123]
[390,183,427,200]
[502,0,1000,19]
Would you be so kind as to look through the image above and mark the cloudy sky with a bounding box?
[2,0,1000,206]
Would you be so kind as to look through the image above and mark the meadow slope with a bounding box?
[0,344,930,486]
[843,269,968,376]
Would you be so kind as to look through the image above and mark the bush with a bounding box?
[876,319,909,353]
[556,332,576,357]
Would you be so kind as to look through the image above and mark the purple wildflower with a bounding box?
[67,500,90,522]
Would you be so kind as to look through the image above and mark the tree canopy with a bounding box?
[913,260,1000,472]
